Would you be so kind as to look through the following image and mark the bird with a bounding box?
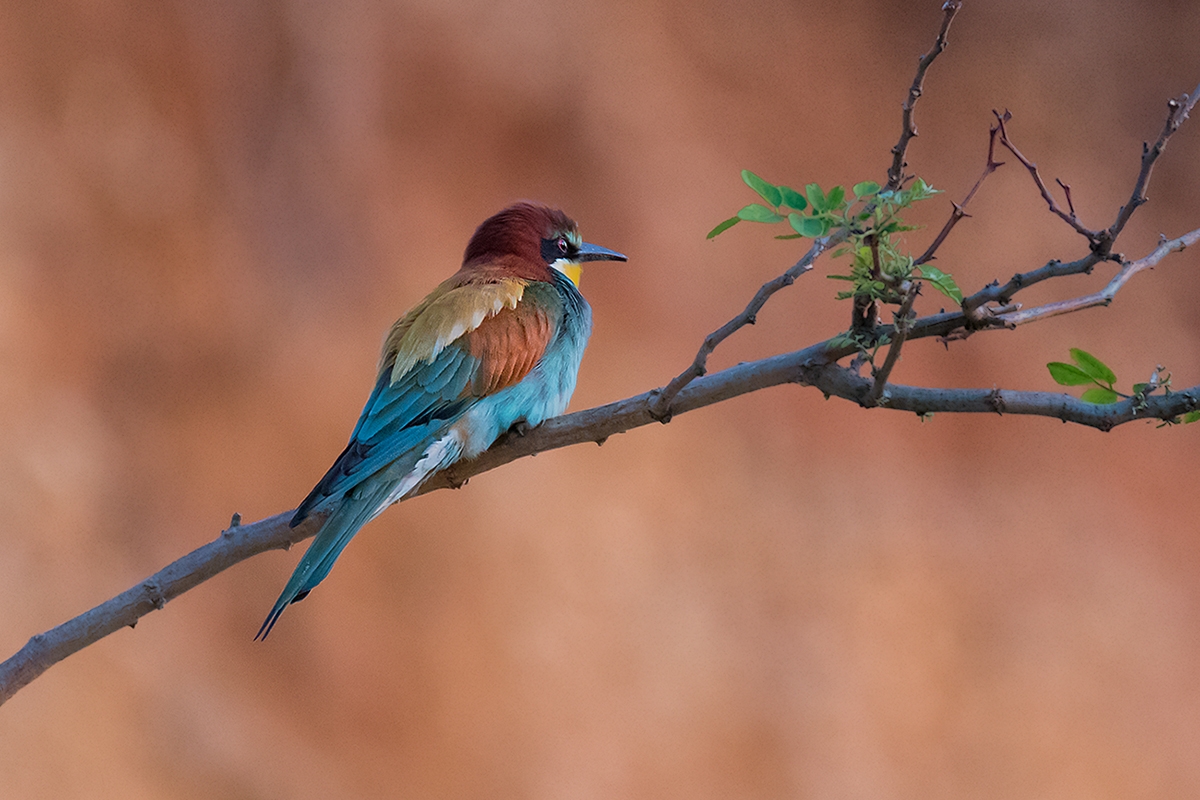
[256,202,626,639]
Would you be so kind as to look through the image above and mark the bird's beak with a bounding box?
[577,242,627,263]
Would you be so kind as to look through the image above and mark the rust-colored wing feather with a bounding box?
[465,301,553,395]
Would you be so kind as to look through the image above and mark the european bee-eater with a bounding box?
[256,202,626,639]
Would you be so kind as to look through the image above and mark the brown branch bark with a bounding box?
[997,228,1200,325]
[646,231,838,421]
[993,109,1105,244]
[887,0,963,190]
[867,280,920,405]
[915,121,1004,268]
[1102,80,1200,252]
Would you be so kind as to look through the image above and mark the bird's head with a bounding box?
[462,202,626,287]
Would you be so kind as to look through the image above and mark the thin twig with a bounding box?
[914,120,1005,267]
[998,227,1200,326]
[887,0,963,190]
[1056,178,1077,217]
[993,110,1103,244]
[867,281,920,405]
[963,253,1103,311]
[646,232,838,420]
[849,235,884,333]
[1103,80,1200,253]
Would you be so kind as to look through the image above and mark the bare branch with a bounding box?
[887,0,963,190]
[0,510,314,705]
[993,110,1104,244]
[1103,80,1200,251]
[963,253,1103,313]
[914,121,1005,268]
[867,280,920,405]
[998,227,1200,326]
[646,232,838,420]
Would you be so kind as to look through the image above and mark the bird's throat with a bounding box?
[561,264,583,288]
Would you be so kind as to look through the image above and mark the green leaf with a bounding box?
[1048,362,1096,386]
[918,266,963,304]
[778,185,807,211]
[789,213,828,237]
[1081,387,1120,404]
[742,170,782,207]
[825,185,845,210]
[737,204,783,223]
[773,233,805,240]
[1182,411,1200,424]
[853,181,881,198]
[1069,348,1116,385]
[706,216,741,239]
[1132,383,1148,396]
[805,183,826,213]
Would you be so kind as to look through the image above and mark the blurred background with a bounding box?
[2,0,1199,797]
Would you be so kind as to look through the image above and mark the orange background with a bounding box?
[2,1,1200,798]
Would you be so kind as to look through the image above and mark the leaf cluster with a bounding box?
[706,170,852,240]
[708,170,961,307]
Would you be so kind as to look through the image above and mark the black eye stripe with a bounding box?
[542,234,577,264]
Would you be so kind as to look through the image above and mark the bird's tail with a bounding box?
[254,481,394,640]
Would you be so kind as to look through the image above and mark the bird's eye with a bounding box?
[557,237,569,255]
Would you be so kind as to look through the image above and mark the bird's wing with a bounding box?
[290,277,557,524]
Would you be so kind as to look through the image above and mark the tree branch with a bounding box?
[646,232,838,421]
[4,221,1197,705]
[802,362,1200,429]
[998,227,1200,325]
[887,0,962,190]
[1104,81,1200,248]
[867,280,920,405]
[915,121,1004,268]
[993,109,1106,245]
